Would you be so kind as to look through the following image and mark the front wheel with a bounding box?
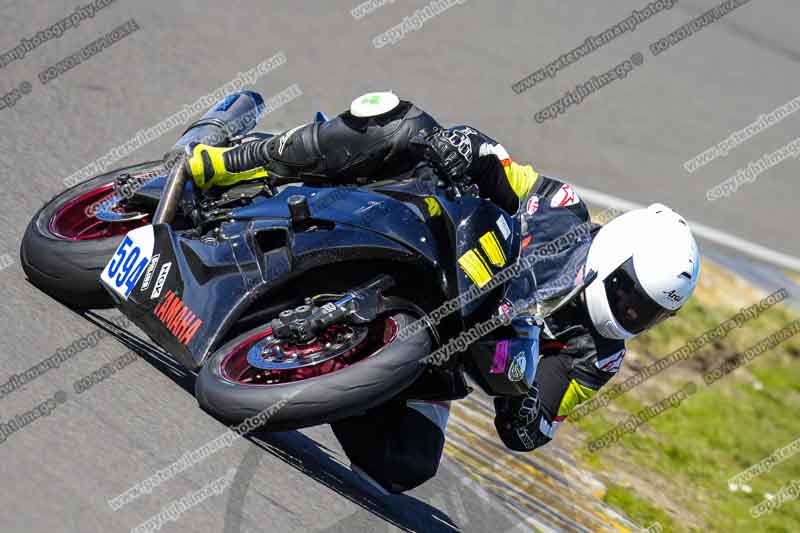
[20,161,163,308]
[194,311,431,431]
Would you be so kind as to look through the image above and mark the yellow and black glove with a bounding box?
[184,143,269,190]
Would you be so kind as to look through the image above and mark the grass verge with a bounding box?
[567,257,800,532]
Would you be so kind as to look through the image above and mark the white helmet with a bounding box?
[584,203,700,340]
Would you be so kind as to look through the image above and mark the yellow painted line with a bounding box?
[447,436,632,533]
[448,401,636,532]
[444,442,577,530]
[445,437,629,532]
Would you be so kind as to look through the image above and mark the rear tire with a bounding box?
[20,161,162,308]
[195,312,431,431]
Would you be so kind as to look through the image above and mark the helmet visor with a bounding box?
[604,257,673,334]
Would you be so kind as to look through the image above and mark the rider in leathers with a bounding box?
[184,92,700,493]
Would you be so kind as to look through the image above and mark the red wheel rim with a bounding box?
[220,318,399,386]
[49,181,152,240]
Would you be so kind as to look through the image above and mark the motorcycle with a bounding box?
[21,90,548,431]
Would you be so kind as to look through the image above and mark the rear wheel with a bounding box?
[20,161,163,308]
[195,310,431,431]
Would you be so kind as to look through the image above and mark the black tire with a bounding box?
[195,312,431,431]
[20,161,163,308]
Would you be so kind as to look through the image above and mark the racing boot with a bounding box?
[183,121,327,189]
[184,142,270,190]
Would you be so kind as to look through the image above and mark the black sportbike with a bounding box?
[21,91,545,431]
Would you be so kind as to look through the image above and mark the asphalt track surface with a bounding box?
[0,1,797,532]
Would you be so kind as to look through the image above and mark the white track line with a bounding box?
[574,186,800,272]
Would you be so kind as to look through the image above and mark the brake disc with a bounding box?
[246,324,369,370]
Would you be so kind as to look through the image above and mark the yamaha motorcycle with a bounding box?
[21,91,546,430]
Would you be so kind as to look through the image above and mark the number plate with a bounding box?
[100,225,155,300]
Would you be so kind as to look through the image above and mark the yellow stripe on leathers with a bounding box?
[503,162,539,198]
[458,248,493,288]
[557,379,597,418]
[478,231,506,267]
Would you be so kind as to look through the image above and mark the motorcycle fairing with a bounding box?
[365,176,523,314]
[106,181,520,371]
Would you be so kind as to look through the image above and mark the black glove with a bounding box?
[495,385,541,430]
[421,127,474,182]
[493,386,546,451]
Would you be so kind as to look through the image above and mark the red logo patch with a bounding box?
[551,184,580,208]
[153,290,203,345]
[595,349,625,374]
[526,196,539,215]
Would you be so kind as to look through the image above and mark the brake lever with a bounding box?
[432,167,469,200]
[447,172,479,201]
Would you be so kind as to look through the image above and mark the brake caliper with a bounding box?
[270,275,395,343]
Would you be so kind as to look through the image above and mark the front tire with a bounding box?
[195,312,431,431]
[20,161,162,308]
